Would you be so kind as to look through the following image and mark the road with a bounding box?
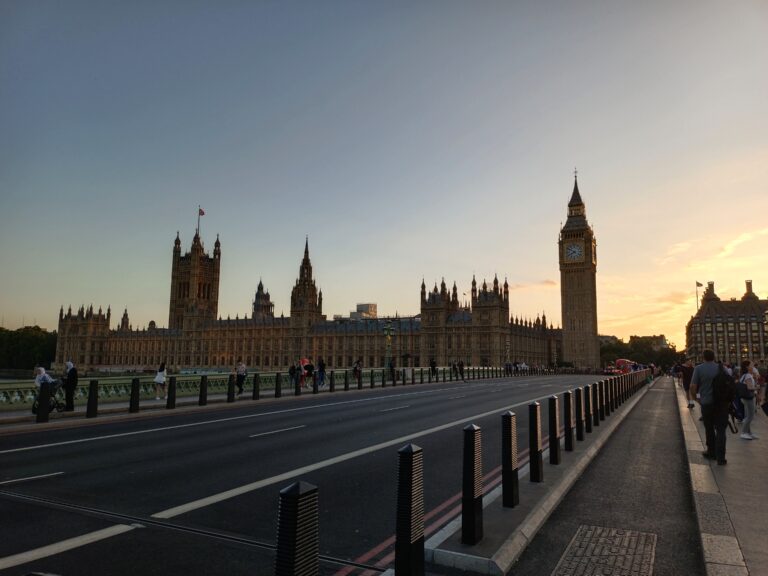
[0,374,600,575]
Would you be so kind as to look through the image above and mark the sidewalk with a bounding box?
[676,379,768,575]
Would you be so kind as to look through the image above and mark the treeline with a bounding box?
[601,339,683,369]
[0,326,57,370]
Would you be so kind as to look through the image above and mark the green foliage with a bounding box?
[0,326,58,370]
[600,337,684,370]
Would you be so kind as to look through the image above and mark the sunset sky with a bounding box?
[1,1,766,351]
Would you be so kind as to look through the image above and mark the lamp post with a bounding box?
[384,320,395,374]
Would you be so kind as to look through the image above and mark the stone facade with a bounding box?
[55,189,598,372]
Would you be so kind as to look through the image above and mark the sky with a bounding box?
[1,1,767,351]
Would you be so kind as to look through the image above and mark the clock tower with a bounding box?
[559,174,600,368]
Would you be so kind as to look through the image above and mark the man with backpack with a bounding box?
[691,350,733,465]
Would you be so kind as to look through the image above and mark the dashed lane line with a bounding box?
[249,425,306,438]
[0,471,64,485]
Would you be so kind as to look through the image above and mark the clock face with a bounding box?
[565,242,584,262]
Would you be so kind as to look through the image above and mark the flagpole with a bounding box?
[197,205,201,236]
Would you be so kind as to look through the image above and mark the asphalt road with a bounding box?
[0,374,600,575]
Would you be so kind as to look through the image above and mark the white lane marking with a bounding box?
[0,524,134,570]
[249,425,306,438]
[151,390,558,519]
[379,405,410,413]
[0,471,64,486]
[0,379,523,455]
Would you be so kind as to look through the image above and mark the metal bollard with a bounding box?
[563,390,574,451]
[592,382,600,427]
[395,444,425,576]
[329,371,335,393]
[344,370,349,392]
[529,402,543,482]
[275,373,282,398]
[382,369,387,388]
[584,384,593,434]
[411,368,416,385]
[167,376,177,409]
[199,375,208,406]
[253,374,260,401]
[442,368,447,383]
[227,374,236,403]
[312,374,318,394]
[462,424,483,545]
[420,368,424,384]
[274,481,319,576]
[35,382,52,423]
[86,379,99,418]
[129,378,141,413]
[428,369,432,384]
[370,370,375,388]
[575,387,585,441]
[357,370,363,390]
[295,375,301,396]
[502,411,519,508]
[549,396,561,465]
[598,380,606,421]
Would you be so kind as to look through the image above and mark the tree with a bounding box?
[0,326,58,370]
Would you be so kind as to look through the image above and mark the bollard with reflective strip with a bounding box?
[275,373,282,398]
[227,374,236,403]
[274,481,319,576]
[253,373,260,401]
[584,384,593,434]
[529,402,543,482]
[395,444,425,576]
[166,376,177,409]
[129,378,141,413]
[563,390,574,451]
[549,396,561,465]
[462,424,483,545]
[574,387,585,441]
[502,411,519,508]
[199,375,208,406]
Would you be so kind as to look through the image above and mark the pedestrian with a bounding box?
[680,359,695,409]
[691,350,729,465]
[353,358,362,386]
[318,357,326,388]
[430,358,437,380]
[289,362,298,389]
[738,359,758,440]
[458,360,465,381]
[154,361,167,400]
[235,359,247,396]
[63,360,79,412]
[304,359,315,388]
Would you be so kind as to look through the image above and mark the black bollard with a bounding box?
[357,370,363,390]
[592,382,600,427]
[395,444,425,576]
[563,390,574,451]
[370,369,375,389]
[329,371,335,393]
[584,384,593,434]
[227,374,236,403]
[598,380,606,421]
[166,376,177,409]
[199,375,208,406]
[253,373,260,401]
[295,375,301,396]
[549,396,561,465]
[312,374,318,394]
[274,481,319,576]
[502,411,519,508]
[129,378,141,413]
[462,424,483,545]
[35,381,52,423]
[275,373,282,398]
[428,369,432,384]
[529,402,543,482]
[86,379,99,418]
[382,369,387,388]
[420,368,424,384]
[344,370,350,392]
[575,387,585,441]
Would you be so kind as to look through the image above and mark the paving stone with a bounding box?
[550,525,656,576]
[694,492,735,537]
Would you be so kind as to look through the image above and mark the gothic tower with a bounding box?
[168,231,221,330]
[559,174,600,368]
[290,238,325,356]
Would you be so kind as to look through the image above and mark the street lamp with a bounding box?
[384,320,395,369]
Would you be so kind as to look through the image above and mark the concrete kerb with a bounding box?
[674,382,749,576]
[422,375,658,576]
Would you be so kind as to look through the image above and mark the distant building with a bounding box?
[628,335,670,351]
[598,335,622,347]
[685,281,768,363]
[350,304,377,320]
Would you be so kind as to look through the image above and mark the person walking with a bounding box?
[318,357,326,388]
[738,359,758,440]
[63,360,79,412]
[680,359,695,409]
[235,359,247,396]
[154,362,167,400]
[288,362,298,389]
[691,350,729,465]
[352,358,362,386]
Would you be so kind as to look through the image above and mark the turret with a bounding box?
[421,279,427,303]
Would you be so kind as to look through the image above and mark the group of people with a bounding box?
[288,357,329,389]
[677,351,766,466]
[33,361,79,412]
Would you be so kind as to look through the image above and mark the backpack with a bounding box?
[730,397,745,421]
[713,367,736,405]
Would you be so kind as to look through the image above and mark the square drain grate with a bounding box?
[551,524,657,576]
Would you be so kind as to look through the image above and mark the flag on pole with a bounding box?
[199,207,205,216]
[696,281,703,287]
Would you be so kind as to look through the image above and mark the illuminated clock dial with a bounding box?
[565,242,584,261]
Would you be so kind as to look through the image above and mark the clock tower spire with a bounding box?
[559,173,599,368]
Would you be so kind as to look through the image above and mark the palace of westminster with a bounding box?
[54,179,601,372]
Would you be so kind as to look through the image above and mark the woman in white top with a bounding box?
[154,362,167,400]
[739,359,758,440]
